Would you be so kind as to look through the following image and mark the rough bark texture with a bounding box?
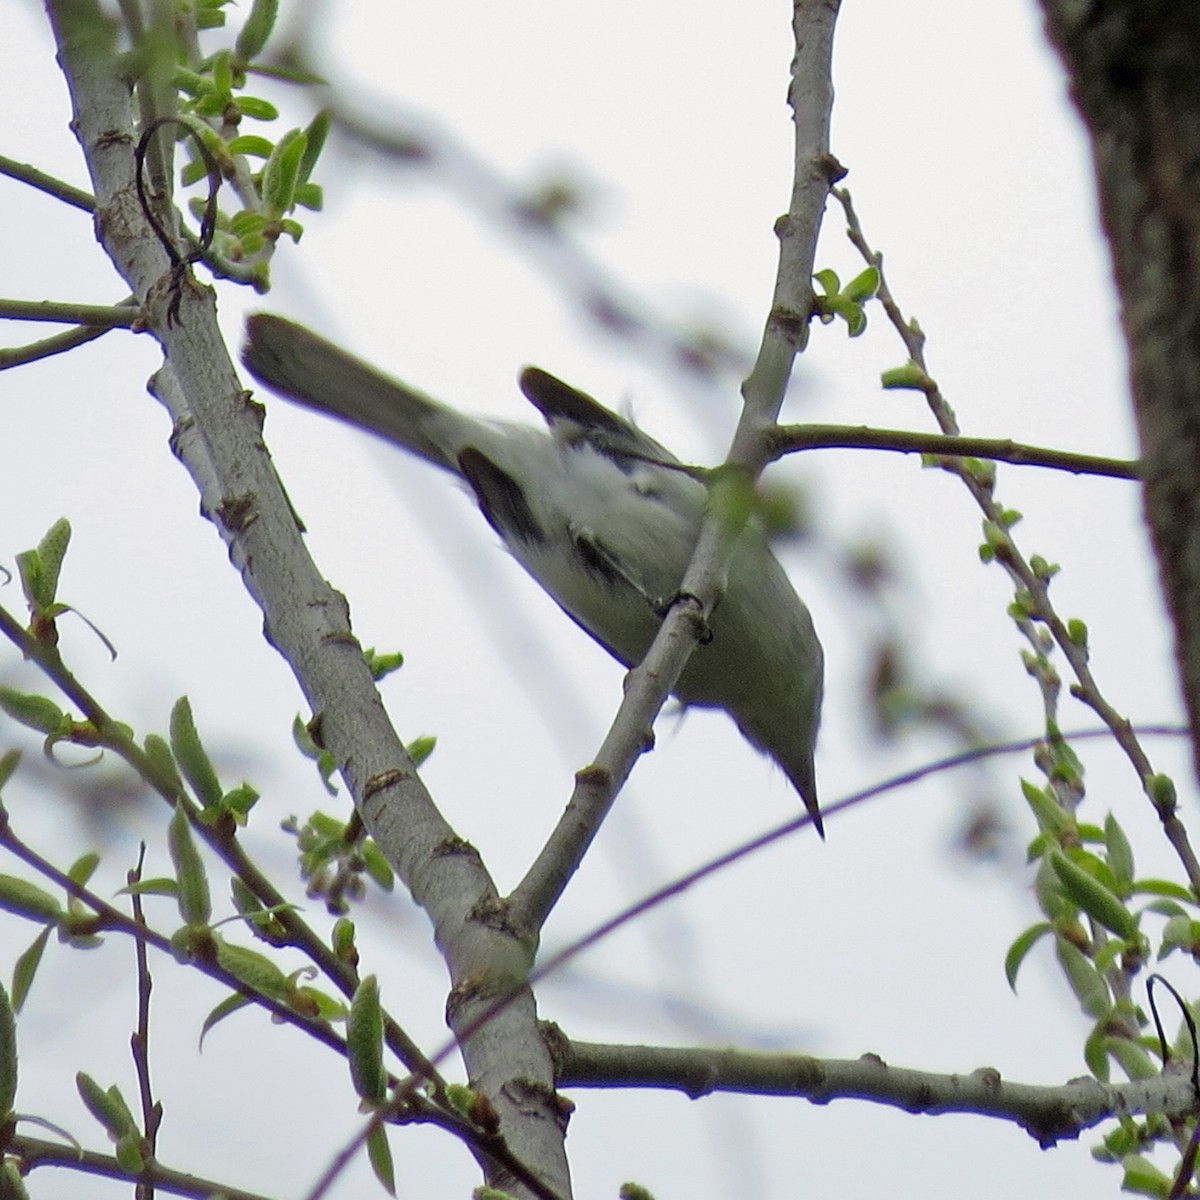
[1039,2,1200,780]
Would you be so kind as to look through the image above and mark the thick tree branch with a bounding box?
[45,2,567,1195]
[508,0,842,931]
[555,1038,1199,1149]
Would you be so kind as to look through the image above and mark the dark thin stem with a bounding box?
[0,800,351,1058]
[772,424,1139,480]
[12,1133,278,1200]
[0,600,441,1086]
[129,844,160,1200]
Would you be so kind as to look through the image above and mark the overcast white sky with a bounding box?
[1,2,1194,1198]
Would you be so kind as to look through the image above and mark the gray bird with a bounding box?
[243,316,824,833]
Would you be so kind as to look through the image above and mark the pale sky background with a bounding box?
[1,2,1194,1198]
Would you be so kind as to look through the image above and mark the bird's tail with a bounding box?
[242,315,466,473]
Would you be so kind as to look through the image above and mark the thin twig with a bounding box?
[772,423,1139,480]
[12,1133,279,1200]
[128,844,161,1200]
[0,298,140,326]
[0,598,442,1086]
[0,154,95,211]
[833,185,1200,897]
[0,324,115,370]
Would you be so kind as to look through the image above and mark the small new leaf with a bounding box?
[11,927,51,1012]
[168,802,211,926]
[880,362,930,391]
[75,1073,137,1141]
[0,749,20,793]
[1104,813,1135,890]
[0,689,65,737]
[0,875,63,925]
[234,0,278,60]
[0,979,17,1116]
[1004,922,1052,991]
[169,698,222,808]
[1049,851,1139,941]
[842,265,880,304]
[1054,935,1111,1019]
[347,975,386,1105]
[262,129,307,216]
[214,937,288,999]
[366,1122,396,1196]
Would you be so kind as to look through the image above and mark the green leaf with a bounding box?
[0,980,17,1116]
[366,1122,396,1195]
[172,66,215,96]
[0,1160,30,1199]
[812,268,839,295]
[332,917,357,963]
[1131,879,1195,903]
[1049,850,1139,940]
[1004,922,1051,991]
[1083,1025,1109,1082]
[222,782,259,823]
[16,519,71,612]
[199,993,253,1049]
[292,716,339,795]
[1054,936,1110,1019]
[1019,779,1073,838]
[234,0,278,60]
[298,109,331,184]
[67,852,100,889]
[364,648,404,681]
[228,134,274,158]
[1120,1154,1173,1198]
[879,362,930,391]
[169,698,222,808]
[619,1185,657,1200]
[142,734,184,797]
[294,986,346,1022]
[361,842,394,892]
[1104,813,1135,890]
[0,689,65,737]
[0,749,20,793]
[293,182,323,211]
[347,975,386,1104]
[36,519,71,605]
[168,802,211,926]
[236,95,280,121]
[842,265,879,304]
[0,875,62,924]
[11,927,51,1012]
[114,1130,146,1174]
[118,878,179,899]
[1105,1037,1159,1081]
[261,128,307,215]
[214,937,288,998]
[75,1073,136,1141]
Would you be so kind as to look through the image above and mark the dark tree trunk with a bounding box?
[1039,3,1200,782]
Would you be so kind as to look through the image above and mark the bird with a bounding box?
[242,315,825,833]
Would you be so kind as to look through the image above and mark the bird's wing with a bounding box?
[518,367,678,465]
